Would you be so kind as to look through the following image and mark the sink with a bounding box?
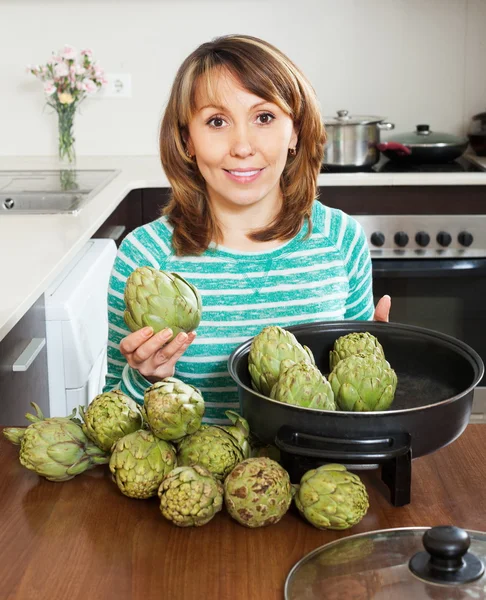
[0,169,119,214]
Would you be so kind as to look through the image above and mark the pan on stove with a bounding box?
[228,321,484,505]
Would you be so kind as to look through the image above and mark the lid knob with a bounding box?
[336,110,350,119]
[409,526,485,585]
[416,124,430,134]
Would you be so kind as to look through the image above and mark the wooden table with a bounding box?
[0,425,485,600]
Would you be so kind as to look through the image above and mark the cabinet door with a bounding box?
[142,189,171,224]
[93,189,143,246]
[0,296,49,426]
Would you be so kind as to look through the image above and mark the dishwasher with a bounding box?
[45,238,117,417]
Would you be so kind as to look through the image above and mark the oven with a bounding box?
[319,157,486,423]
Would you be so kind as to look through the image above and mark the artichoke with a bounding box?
[144,377,204,441]
[330,332,385,371]
[79,390,144,452]
[329,353,397,411]
[294,463,369,530]
[109,429,176,499]
[248,326,315,396]
[124,266,202,340]
[176,411,250,481]
[158,465,223,527]
[270,362,336,410]
[224,457,292,527]
[3,403,109,482]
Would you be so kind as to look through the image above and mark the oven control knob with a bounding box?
[458,231,473,247]
[415,231,430,247]
[394,231,409,247]
[370,232,385,247]
[437,231,452,247]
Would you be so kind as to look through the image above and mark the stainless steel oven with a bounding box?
[320,156,486,423]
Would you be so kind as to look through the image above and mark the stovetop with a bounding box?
[321,156,485,174]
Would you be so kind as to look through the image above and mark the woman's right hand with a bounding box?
[119,326,197,382]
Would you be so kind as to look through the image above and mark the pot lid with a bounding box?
[285,526,486,600]
[323,109,387,126]
[389,124,468,148]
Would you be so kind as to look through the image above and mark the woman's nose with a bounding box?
[229,126,255,158]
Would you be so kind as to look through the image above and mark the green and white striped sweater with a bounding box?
[103,200,374,424]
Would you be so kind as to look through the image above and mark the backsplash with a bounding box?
[1,0,485,157]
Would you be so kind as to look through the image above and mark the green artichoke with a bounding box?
[109,429,176,499]
[224,457,292,527]
[270,362,336,410]
[158,465,223,527]
[144,377,205,441]
[248,326,315,397]
[329,353,397,411]
[3,403,109,482]
[294,463,369,530]
[79,390,144,452]
[330,332,385,371]
[176,411,250,481]
[124,266,202,340]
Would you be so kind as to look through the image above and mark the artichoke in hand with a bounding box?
[158,465,223,527]
[3,403,109,482]
[330,332,385,371]
[109,429,176,499]
[329,353,397,411]
[294,463,369,530]
[144,377,204,441]
[224,457,292,527]
[79,390,144,452]
[248,326,315,396]
[270,362,336,410]
[124,266,202,340]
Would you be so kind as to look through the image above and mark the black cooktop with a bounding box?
[321,156,484,174]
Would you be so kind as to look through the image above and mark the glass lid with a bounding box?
[285,527,486,600]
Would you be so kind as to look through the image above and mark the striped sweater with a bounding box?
[103,200,374,424]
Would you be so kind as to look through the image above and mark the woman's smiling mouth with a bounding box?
[223,167,265,183]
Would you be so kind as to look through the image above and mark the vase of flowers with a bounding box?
[27,45,107,166]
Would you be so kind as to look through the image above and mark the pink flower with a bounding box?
[83,79,97,94]
[62,45,77,60]
[75,65,85,76]
[54,62,69,77]
[44,81,56,96]
[80,48,93,59]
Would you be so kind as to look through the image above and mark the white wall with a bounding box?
[1,0,486,157]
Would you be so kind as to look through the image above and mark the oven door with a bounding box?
[372,257,486,423]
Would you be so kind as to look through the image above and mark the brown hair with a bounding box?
[159,34,326,256]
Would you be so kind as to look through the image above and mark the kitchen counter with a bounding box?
[0,424,484,600]
[1,153,486,343]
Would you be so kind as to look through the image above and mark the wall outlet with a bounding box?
[103,73,132,98]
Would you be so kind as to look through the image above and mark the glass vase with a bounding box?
[57,104,77,166]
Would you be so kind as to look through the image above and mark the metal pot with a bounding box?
[377,124,469,163]
[228,321,484,506]
[468,111,486,156]
[322,110,395,170]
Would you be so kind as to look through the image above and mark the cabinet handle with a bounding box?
[12,338,46,372]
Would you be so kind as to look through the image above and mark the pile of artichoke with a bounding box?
[249,327,398,412]
[3,270,379,533]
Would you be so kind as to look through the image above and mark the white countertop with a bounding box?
[1,153,486,343]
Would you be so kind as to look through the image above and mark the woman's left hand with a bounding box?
[373,295,391,322]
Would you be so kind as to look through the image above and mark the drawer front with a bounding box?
[0,296,49,426]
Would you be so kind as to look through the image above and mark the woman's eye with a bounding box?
[207,116,226,128]
[256,112,275,125]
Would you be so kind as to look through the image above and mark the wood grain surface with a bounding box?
[0,425,485,600]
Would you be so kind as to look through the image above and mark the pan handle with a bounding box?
[275,426,411,463]
[376,142,412,156]
[275,426,412,506]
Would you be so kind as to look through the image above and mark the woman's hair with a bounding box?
[159,34,326,256]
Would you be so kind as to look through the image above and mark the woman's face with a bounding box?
[185,69,297,211]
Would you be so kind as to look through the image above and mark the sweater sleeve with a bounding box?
[103,221,171,403]
[337,212,375,321]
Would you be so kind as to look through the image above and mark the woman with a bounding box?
[104,34,390,424]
